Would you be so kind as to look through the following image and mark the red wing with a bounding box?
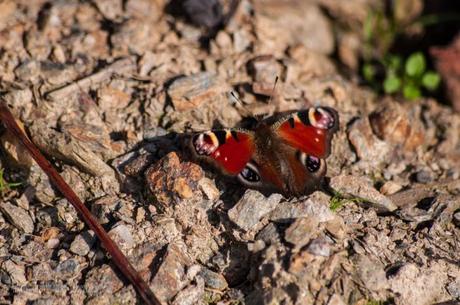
[274,107,339,158]
[192,129,255,175]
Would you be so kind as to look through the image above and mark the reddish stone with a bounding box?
[145,152,204,207]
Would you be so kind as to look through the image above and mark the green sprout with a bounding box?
[329,191,365,212]
[0,167,22,196]
[330,195,346,211]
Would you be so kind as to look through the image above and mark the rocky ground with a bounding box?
[0,0,459,305]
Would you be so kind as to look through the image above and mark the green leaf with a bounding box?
[385,54,402,71]
[403,84,421,100]
[364,13,374,41]
[405,52,426,77]
[362,63,376,82]
[383,74,401,93]
[422,71,441,91]
[329,196,344,211]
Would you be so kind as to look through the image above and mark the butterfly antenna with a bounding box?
[230,91,255,119]
[267,76,279,105]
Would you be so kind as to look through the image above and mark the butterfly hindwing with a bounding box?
[273,107,339,158]
[191,129,255,175]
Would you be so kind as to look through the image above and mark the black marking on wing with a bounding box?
[297,111,310,126]
[288,117,295,128]
[214,130,227,145]
[230,130,240,142]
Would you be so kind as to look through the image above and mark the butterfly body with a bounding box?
[191,106,339,196]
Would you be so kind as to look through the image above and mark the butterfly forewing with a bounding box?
[273,107,339,158]
[192,129,255,175]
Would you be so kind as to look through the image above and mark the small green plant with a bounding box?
[329,195,346,211]
[0,167,22,196]
[360,2,449,101]
[329,190,366,211]
[363,52,441,100]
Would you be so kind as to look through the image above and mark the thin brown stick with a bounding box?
[0,102,160,305]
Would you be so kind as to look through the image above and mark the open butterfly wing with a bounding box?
[192,129,255,175]
[273,107,339,158]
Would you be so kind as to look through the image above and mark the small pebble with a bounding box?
[200,268,228,291]
[108,224,135,250]
[414,170,433,184]
[70,231,96,256]
[453,211,460,227]
[307,238,331,257]
[380,181,403,195]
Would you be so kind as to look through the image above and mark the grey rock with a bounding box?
[27,120,118,180]
[15,186,36,210]
[233,29,251,53]
[388,263,448,305]
[269,191,333,223]
[167,72,227,111]
[228,190,282,231]
[347,117,390,164]
[3,88,33,120]
[31,262,54,281]
[150,241,193,303]
[255,2,334,55]
[28,165,56,204]
[356,255,389,292]
[55,259,81,279]
[108,223,135,250]
[389,187,433,209]
[0,201,34,234]
[256,222,281,245]
[198,178,220,201]
[306,237,331,257]
[1,260,27,285]
[414,170,434,183]
[447,278,460,299]
[70,231,96,256]
[200,268,228,291]
[453,211,460,227]
[379,181,403,196]
[284,217,319,249]
[84,265,124,298]
[171,278,205,305]
[330,175,397,212]
[249,55,283,83]
[14,60,41,83]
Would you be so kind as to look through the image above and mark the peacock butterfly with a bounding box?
[190,106,339,196]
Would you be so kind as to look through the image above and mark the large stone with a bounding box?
[145,152,204,207]
[254,1,334,56]
[269,192,333,223]
[228,190,282,231]
[330,175,397,212]
[0,202,34,234]
[167,72,229,111]
[150,241,194,303]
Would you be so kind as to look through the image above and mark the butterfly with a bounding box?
[190,106,339,196]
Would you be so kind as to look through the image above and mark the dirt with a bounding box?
[0,1,459,305]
